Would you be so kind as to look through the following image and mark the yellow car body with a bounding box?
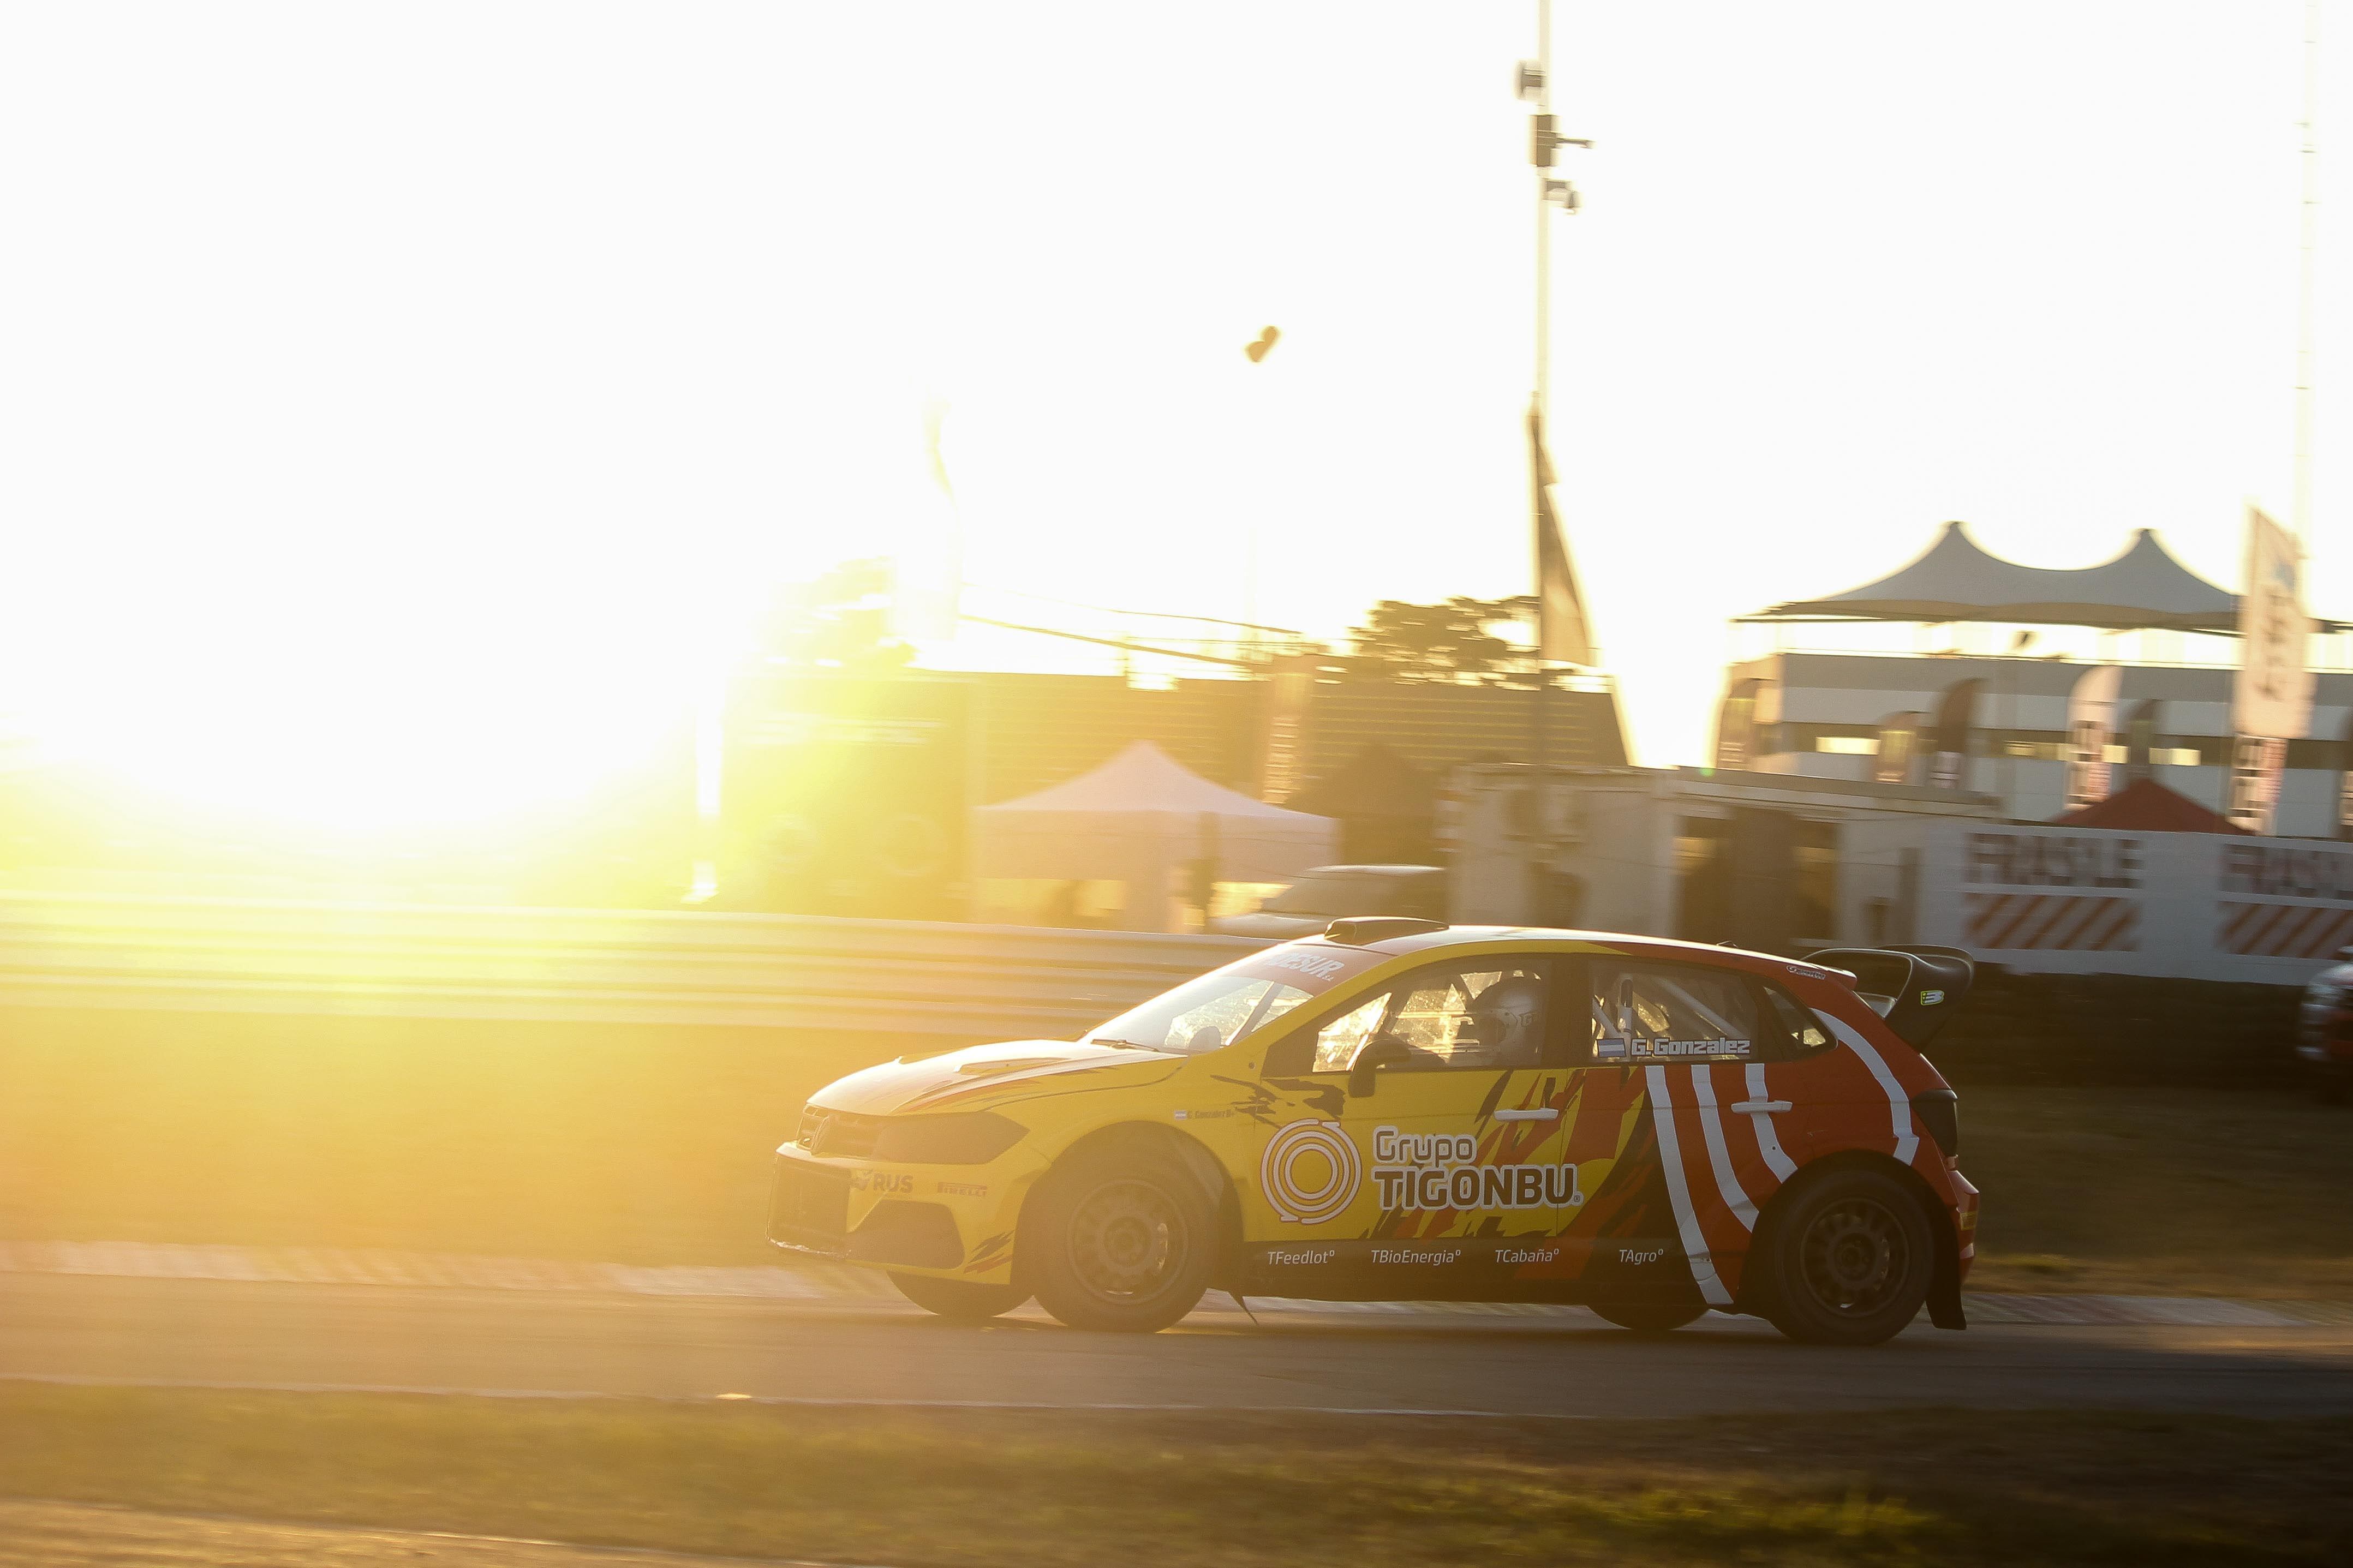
[769,922,1976,1343]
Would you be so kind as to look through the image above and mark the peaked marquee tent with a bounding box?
[976,741,1337,931]
[1755,520,2350,633]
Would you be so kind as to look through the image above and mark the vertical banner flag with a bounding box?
[2063,666,2123,809]
[1927,678,1984,791]
[2339,711,2353,842]
[1874,711,1924,786]
[1528,408,1596,667]
[1713,678,1763,771]
[2230,736,2289,835]
[2121,698,2164,785]
[2229,504,2313,834]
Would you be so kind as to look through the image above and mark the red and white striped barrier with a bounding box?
[2219,900,2353,960]
[1922,825,2351,980]
[1964,893,2139,953]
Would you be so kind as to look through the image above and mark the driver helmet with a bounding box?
[1461,975,1545,1064]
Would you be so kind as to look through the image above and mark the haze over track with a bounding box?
[5,1270,2351,1422]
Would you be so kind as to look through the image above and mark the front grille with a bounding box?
[797,1105,882,1159]
[768,1157,851,1248]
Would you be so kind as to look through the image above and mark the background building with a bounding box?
[1717,523,2353,835]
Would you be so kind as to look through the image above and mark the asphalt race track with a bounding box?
[5,1272,2352,1420]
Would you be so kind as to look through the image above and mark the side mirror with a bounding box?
[1347,1034,1413,1098]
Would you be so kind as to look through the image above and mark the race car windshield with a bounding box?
[1084,973,1317,1055]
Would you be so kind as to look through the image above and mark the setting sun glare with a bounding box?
[0,2,2344,836]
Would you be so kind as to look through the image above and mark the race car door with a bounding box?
[1243,954,1583,1296]
[1584,957,1812,1309]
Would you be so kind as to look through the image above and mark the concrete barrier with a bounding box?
[0,892,1272,1037]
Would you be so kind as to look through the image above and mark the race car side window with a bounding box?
[1758,984,1834,1057]
[1309,992,1387,1070]
[1265,958,1562,1075]
[1584,961,1769,1066]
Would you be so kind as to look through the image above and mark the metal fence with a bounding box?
[0,893,1271,1038]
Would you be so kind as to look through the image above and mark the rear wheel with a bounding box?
[1590,1298,1707,1334]
[888,1271,1030,1320]
[1761,1168,1934,1347]
[1020,1145,1214,1333]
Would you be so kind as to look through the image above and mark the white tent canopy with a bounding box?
[1752,521,2353,633]
[976,741,1337,930]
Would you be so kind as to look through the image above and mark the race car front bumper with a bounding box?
[765,1143,1039,1279]
[767,1148,964,1268]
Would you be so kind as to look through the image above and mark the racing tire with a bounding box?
[888,1271,1031,1320]
[1590,1299,1707,1335]
[1759,1167,1936,1348]
[1019,1145,1215,1333]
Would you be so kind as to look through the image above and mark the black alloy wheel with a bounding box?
[888,1271,1031,1320]
[1762,1167,1935,1346]
[1021,1146,1214,1333]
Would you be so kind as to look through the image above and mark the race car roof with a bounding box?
[1294,924,1828,975]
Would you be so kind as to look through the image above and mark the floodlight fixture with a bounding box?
[1529,114,1594,169]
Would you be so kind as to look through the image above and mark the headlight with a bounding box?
[871,1112,1028,1165]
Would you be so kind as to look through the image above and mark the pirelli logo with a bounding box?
[1963,891,2139,952]
[2219,901,2353,960]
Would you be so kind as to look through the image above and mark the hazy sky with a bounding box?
[0,3,2344,820]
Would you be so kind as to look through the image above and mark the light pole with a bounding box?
[1520,5,1587,427]
[1518,2,1589,861]
[2292,0,2320,547]
[1240,324,1281,663]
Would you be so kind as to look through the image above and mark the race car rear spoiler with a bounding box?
[1801,945,1975,1048]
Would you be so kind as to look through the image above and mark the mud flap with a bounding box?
[1927,1237,1968,1331]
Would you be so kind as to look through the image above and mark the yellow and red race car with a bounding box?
[769,919,1979,1346]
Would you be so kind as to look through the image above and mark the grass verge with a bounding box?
[3,1384,2350,1566]
[1960,1085,2353,1298]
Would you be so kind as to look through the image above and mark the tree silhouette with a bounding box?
[1341,595,1538,685]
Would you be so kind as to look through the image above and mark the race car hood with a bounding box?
[810,1038,1184,1116]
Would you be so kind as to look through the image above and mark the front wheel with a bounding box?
[1020,1146,1214,1333]
[888,1271,1030,1320]
[1590,1298,1707,1334]
[1760,1168,1935,1347]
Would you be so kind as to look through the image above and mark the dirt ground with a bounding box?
[0,1500,768,1568]
[4,1385,2351,1566]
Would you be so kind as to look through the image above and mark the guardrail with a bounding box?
[0,893,1273,1038]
